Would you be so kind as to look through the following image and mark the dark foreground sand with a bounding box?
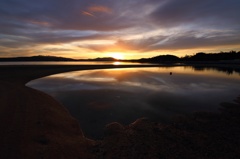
[0,64,240,159]
[0,64,157,159]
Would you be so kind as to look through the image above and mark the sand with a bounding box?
[0,64,157,159]
[0,64,240,159]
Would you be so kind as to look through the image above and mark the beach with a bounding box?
[0,64,240,159]
[0,65,99,159]
[0,64,158,159]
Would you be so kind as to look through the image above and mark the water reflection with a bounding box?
[27,66,240,139]
[186,65,240,75]
[0,61,147,65]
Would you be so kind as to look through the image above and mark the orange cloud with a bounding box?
[82,5,112,17]
[88,5,112,14]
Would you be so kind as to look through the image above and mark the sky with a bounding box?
[0,0,240,59]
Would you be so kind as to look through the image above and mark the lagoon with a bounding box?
[27,66,240,138]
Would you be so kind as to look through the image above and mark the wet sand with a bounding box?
[1,64,240,159]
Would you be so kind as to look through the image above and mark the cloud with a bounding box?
[150,0,240,29]
[81,5,112,18]
[81,11,96,18]
[0,22,115,49]
[148,31,240,50]
[81,29,240,53]
[0,0,162,33]
[0,0,239,58]
[0,0,131,32]
[88,5,112,14]
[0,0,158,51]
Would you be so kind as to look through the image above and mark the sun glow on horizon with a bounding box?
[108,52,125,60]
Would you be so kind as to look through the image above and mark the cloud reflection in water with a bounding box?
[27,66,240,138]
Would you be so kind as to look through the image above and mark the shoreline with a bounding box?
[0,64,160,159]
[0,64,160,84]
[1,64,240,159]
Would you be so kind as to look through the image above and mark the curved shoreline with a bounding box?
[0,64,160,84]
[1,64,240,159]
[0,64,159,159]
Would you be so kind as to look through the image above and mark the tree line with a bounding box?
[138,50,240,63]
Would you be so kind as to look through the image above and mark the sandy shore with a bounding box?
[0,64,240,159]
[0,64,158,159]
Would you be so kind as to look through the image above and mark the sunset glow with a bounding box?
[110,53,124,60]
[0,0,239,59]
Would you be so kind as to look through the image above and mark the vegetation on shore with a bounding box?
[137,50,240,63]
[0,51,239,63]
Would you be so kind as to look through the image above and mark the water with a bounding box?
[0,61,146,65]
[27,66,240,139]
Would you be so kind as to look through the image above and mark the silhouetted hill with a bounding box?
[0,51,239,63]
[182,51,240,62]
[85,57,116,61]
[135,51,240,63]
[138,55,180,63]
[0,56,118,62]
[0,55,77,62]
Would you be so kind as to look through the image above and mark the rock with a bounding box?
[104,122,125,136]
[129,118,151,130]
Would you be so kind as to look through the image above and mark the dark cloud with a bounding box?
[150,0,240,28]
[0,0,155,49]
[149,31,240,51]
[142,30,240,51]
[0,0,164,33]
[0,0,239,57]
[0,0,140,32]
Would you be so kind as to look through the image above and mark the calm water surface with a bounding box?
[0,61,144,65]
[27,66,240,138]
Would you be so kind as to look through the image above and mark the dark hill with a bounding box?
[0,56,117,62]
[183,51,240,61]
[0,55,77,62]
[139,55,179,63]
